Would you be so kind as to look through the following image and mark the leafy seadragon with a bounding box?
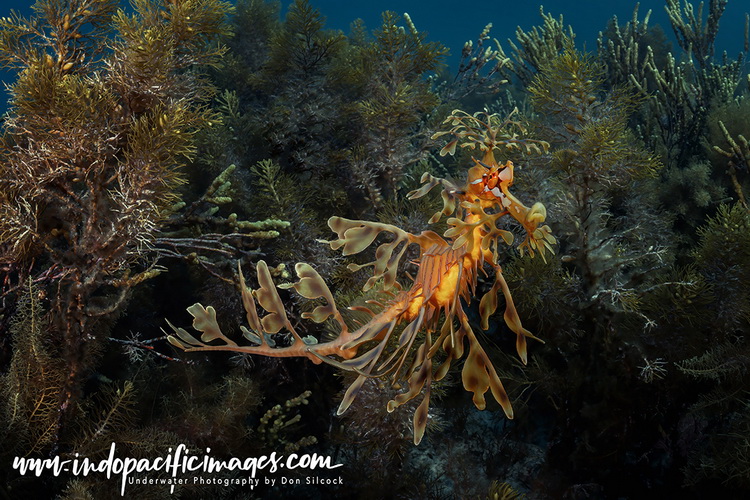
[167,110,555,444]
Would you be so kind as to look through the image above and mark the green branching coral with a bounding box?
[504,7,575,85]
[710,116,750,208]
[612,0,744,166]
[636,50,743,165]
[599,3,743,228]
[598,5,662,90]
[257,390,318,453]
[665,0,726,67]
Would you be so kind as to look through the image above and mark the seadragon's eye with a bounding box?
[486,173,499,189]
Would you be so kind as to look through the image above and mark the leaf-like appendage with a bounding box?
[328,217,415,292]
[166,320,203,349]
[255,261,294,336]
[440,139,458,156]
[290,263,347,332]
[386,340,433,445]
[412,384,431,446]
[387,341,431,411]
[495,269,544,364]
[431,189,457,224]
[460,316,513,418]
[479,277,500,331]
[238,262,265,340]
[377,308,425,374]
[445,217,476,251]
[406,172,441,200]
[337,374,367,416]
[405,173,460,224]
[186,303,237,346]
[336,224,381,256]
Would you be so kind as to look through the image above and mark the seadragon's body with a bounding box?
[168,110,555,444]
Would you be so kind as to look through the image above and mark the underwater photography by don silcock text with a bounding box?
[1,0,750,498]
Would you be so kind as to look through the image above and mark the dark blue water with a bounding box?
[275,0,746,61]
[3,1,748,58]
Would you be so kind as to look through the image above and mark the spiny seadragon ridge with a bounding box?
[167,109,555,445]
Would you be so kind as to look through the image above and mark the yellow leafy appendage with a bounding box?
[167,109,554,444]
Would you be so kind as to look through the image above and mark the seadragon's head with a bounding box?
[466,158,514,200]
[416,108,555,261]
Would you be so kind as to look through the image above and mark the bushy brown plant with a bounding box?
[0,0,231,443]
